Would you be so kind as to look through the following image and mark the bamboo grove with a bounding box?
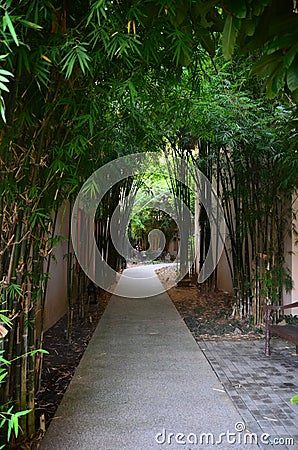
[0,0,297,445]
[157,65,297,322]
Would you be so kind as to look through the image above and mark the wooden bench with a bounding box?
[263,301,298,356]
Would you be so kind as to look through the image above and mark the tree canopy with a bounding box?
[1,0,298,123]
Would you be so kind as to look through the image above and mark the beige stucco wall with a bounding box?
[216,249,233,292]
[43,204,69,331]
[284,194,298,315]
[194,190,233,292]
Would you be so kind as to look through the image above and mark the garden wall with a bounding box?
[43,204,70,331]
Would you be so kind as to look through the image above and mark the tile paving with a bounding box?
[198,338,298,449]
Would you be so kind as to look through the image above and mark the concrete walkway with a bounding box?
[41,265,259,449]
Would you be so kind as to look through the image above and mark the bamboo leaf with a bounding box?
[0,75,11,83]
[0,357,11,365]
[0,368,8,383]
[7,423,12,442]
[15,409,32,417]
[19,19,42,30]
[7,283,22,299]
[0,417,6,428]
[0,82,9,92]
[4,12,19,46]
[0,68,13,77]
[0,99,6,123]
[13,415,19,438]
[28,349,49,356]
[0,312,12,327]
[87,0,107,25]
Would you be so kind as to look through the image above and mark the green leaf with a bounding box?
[222,15,238,60]
[0,69,14,77]
[0,368,8,383]
[267,33,298,55]
[0,99,6,123]
[290,394,298,403]
[0,311,12,327]
[241,18,256,37]
[13,415,18,437]
[284,44,298,69]
[253,1,269,17]
[0,75,11,84]
[7,283,22,299]
[200,32,216,57]
[7,419,13,441]
[287,57,298,91]
[19,19,42,30]
[227,0,247,19]
[271,67,286,95]
[14,409,32,417]
[61,44,91,79]
[87,0,107,25]
[29,349,49,356]
[251,53,282,78]
[291,88,298,104]
[0,82,9,92]
[3,12,19,46]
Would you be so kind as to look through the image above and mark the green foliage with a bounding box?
[222,15,239,60]
[0,55,13,122]
[258,263,293,305]
[61,41,91,79]
[290,394,298,403]
[0,312,48,447]
[0,0,296,440]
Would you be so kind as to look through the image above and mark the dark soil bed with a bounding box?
[169,286,264,340]
[13,290,110,449]
[156,265,264,341]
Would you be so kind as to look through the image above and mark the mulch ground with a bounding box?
[17,267,264,448]
[169,285,264,340]
[156,264,264,340]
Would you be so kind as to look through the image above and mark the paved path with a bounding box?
[41,265,258,449]
[199,340,298,450]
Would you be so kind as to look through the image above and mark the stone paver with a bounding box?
[198,339,298,450]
